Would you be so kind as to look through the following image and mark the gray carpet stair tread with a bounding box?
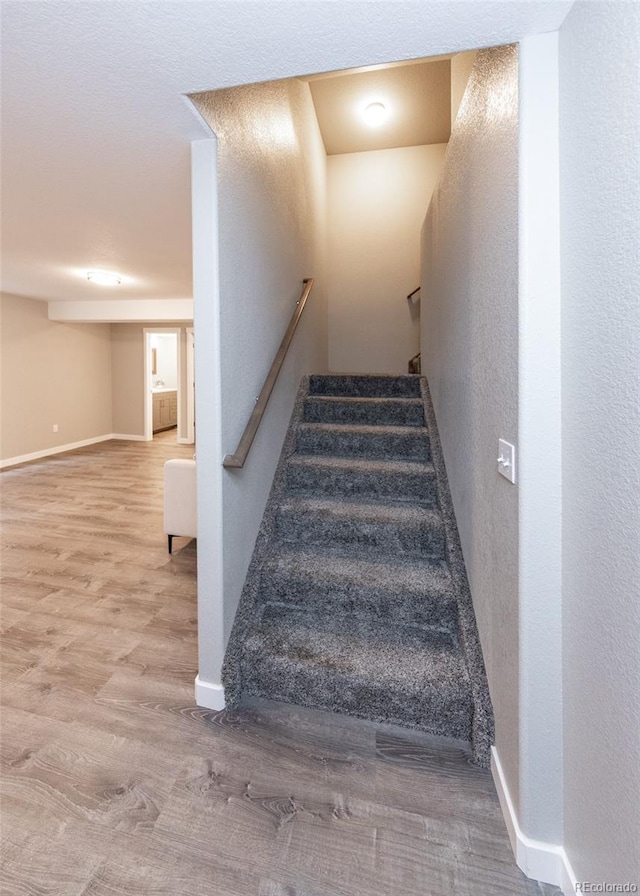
[286,454,437,503]
[259,549,457,630]
[287,454,434,476]
[306,395,424,408]
[277,495,442,527]
[309,374,422,398]
[295,423,431,463]
[296,421,431,455]
[304,395,426,427]
[248,604,467,680]
[242,605,472,738]
[262,548,453,598]
[276,495,446,559]
[297,422,427,438]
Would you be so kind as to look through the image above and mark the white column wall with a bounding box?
[559,0,640,888]
[191,80,327,694]
[516,29,563,860]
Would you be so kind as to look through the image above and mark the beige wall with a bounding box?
[0,292,112,462]
[421,46,520,811]
[450,50,477,128]
[327,144,447,375]
[111,322,192,438]
[111,324,144,436]
[0,297,193,463]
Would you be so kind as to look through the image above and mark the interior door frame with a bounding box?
[143,327,182,442]
[185,326,195,445]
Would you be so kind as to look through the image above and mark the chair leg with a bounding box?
[168,534,173,554]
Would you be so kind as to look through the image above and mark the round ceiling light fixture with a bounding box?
[86,270,122,287]
[363,101,388,127]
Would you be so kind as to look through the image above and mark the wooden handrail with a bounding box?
[223,278,315,469]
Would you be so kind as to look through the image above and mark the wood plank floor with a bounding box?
[1,435,560,895]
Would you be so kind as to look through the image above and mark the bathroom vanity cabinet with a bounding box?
[152,390,177,432]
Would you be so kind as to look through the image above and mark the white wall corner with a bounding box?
[517,27,564,857]
[194,675,225,711]
[191,136,227,686]
[491,747,575,891]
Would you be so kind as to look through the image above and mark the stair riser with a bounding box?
[304,398,424,427]
[259,575,457,632]
[241,657,473,740]
[295,428,431,462]
[276,511,446,559]
[309,374,422,398]
[286,465,437,504]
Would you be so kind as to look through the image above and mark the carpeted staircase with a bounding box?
[222,374,494,766]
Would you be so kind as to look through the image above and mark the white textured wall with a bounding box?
[559,1,640,885]
[516,32,563,855]
[327,144,447,375]
[0,292,112,461]
[421,45,521,809]
[191,80,327,663]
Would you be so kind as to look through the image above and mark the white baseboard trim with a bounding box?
[0,434,114,469]
[177,437,194,445]
[110,433,146,441]
[560,852,579,896]
[491,746,575,892]
[195,675,225,711]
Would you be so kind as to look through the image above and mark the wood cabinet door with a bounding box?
[152,396,161,431]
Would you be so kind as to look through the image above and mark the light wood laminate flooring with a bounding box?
[1,435,560,895]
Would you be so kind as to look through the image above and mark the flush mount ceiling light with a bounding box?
[362,101,388,127]
[86,270,122,287]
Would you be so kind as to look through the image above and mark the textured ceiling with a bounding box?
[0,1,573,305]
[309,60,451,155]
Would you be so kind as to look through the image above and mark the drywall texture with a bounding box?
[111,323,192,438]
[450,50,477,127]
[420,47,520,806]
[0,292,112,461]
[559,1,640,885]
[191,79,327,650]
[328,144,447,375]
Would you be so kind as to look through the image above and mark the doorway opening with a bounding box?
[143,328,194,444]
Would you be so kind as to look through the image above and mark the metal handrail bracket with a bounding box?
[223,278,315,470]
[407,286,421,301]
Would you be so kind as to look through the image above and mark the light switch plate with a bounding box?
[497,439,516,484]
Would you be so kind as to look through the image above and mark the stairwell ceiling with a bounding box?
[1,1,573,306]
[308,60,452,155]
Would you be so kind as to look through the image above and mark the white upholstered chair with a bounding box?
[163,458,197,553]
